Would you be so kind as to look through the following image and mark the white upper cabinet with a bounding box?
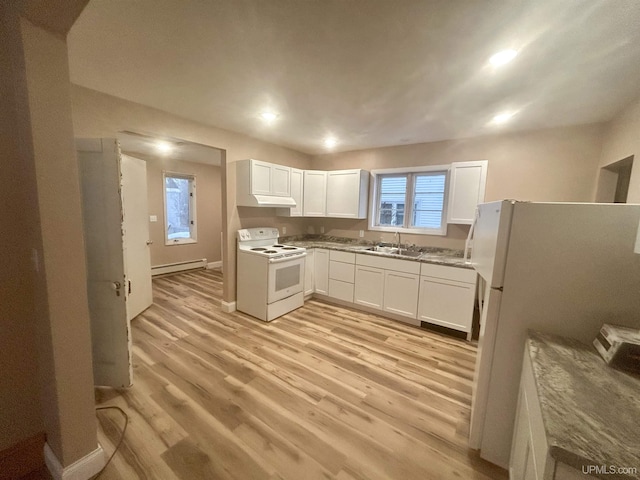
[447,160,488,224]
[303,170,327,217]
[236,159,294,207]
[325,169,369,219]
[276,168,304,217]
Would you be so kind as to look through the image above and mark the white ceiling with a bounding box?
[117,131,223,166]
[68,0,640,155]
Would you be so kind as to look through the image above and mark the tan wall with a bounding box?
[0,6,44,453]
[70,85,312,303]
[598,94,640,203]
[137,154,223,267]
[310,124,606,250]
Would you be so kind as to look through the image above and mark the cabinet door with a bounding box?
[383,270,419,318]
[251,160,273,195]
[314,249,329,295]
[303,170,327,216]
[290,168,303,216]
[304,249,314,296]
[326,170,368,218]
[354,265,384,310]
[271,164,291,196]
[447,160,487,224]
[417,277,475,334]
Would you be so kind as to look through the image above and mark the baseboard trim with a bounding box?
[44,443,105,480]
[207,261,222,269]
[220,300,236,312]
[0,432,46,480]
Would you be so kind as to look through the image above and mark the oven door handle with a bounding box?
[268,253,307,264]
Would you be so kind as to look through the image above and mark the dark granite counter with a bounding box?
[279,235,472,269]
[527,331,640,479]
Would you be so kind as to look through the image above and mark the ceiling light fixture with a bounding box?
[155,140,173,154]
[260,111,278,122]
[323,137,337,149]
[489,49,518,67]
[491,111,516,124]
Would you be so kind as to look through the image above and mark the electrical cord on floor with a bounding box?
[90,406,129,479]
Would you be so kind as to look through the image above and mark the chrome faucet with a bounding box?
[394,231,401,251]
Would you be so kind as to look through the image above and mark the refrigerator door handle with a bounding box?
[464,208,478,264]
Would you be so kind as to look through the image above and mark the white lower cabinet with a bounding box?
[314,249,329,295]
[304,249,314,296]
[417,263,476,339]
[511,350,597,480]
[383,270,419,320]
[354,265,384,310]
[328,250,355,303]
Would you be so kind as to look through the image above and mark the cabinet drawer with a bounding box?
[356,254,420,275]
[328,279,354,303]
[420,263,476,284]
[329,260,355,283]
[329,250,355,264]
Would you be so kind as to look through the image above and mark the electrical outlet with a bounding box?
[320,226,325,234]
[359,230,364,238]
[149,215,158,222]
[282,226,287,235]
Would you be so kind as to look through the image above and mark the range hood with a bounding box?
[240,194,296,208]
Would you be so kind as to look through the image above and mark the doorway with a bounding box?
[595,155,634,203]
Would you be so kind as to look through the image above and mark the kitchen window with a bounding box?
[163,172,197,245]
[370,166,448,235]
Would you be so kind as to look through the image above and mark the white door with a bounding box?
[121,154,153,320]
[354,265,384,310]
[383,270,419,319]
[303,170,327,216]
[77,138,132,387]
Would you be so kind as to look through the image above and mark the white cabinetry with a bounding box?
[328,251,355,303]
[510,351,597,480]
[325,169,369,219]
[447,160,487,224]
[236,159,292,207]
[276,168,303,217]
[314,249,329,295]
[354,265,384,310]
[303,170,327,216]
[418,263,477,340]
[383,270,420,321]
[304,249,314,297]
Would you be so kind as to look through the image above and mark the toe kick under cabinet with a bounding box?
[417,263,477,339]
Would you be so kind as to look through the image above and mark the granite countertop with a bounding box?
[279,235,472,269]
[527,331,640,479]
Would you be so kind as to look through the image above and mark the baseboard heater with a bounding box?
[151,258,207,276]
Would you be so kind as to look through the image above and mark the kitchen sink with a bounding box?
[397,249,422,258]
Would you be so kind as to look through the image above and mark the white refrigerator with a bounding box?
[468,200,640,469]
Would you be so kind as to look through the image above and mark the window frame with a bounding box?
[368,165,449,236]
[163,171,197,245]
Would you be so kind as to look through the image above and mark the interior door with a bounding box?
[77,138,132,387]
[121,154,152,320]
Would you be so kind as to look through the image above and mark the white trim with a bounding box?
[151,258,207,276]
[207,261,222,269]
[44,443,106,480]
[220,300,236,312]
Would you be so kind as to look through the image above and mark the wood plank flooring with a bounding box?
[95,269,506,480]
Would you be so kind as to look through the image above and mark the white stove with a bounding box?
[236,228,306,321]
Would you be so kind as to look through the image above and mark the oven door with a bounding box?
[267,254,306,304]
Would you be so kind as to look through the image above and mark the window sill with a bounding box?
[368,225,447,236]
[165,238,197,246]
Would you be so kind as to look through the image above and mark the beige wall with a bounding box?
[309,123,606,250]
[598,94,640,203]
[1,1,98,470]
[137,154,223,267]
[70,85,313,303]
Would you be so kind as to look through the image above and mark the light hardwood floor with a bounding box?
[95,269,507,480]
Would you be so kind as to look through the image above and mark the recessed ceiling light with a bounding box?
[155,140,173,153]
[489,49,518,67]
[323,137,337,148]
[491,111,516,124]
[260,111,278,122]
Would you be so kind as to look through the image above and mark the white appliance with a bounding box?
[467,200,640,469]
[236,227,306,321]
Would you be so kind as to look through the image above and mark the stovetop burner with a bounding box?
[264,250,278,254]
[251,247,267,251]
[282,246,297,250]
[272,244,284,247]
